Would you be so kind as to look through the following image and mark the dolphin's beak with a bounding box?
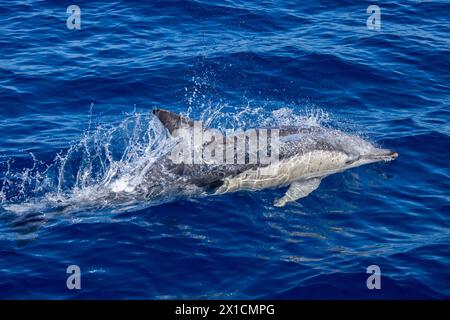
[364,149,398,162]
[390,150,399,160]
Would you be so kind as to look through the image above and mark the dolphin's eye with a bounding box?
[345,155,360,165]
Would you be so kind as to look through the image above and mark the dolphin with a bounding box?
[0,108,398,241]
[152,109,398,207]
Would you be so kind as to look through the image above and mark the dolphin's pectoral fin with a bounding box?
[274,178,322,207]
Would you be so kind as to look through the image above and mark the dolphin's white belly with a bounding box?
[215,150,348,194]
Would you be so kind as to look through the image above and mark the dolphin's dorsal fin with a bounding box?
[153,109,194,134]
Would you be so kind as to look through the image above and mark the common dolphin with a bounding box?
[0,108,398,240]
[153,109,398,207]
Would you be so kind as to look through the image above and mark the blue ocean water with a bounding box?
[0,0,449,299]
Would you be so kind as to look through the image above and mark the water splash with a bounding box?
[0,104,337,230]
[1,112,172,214]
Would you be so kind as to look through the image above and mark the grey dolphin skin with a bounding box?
[153,109,398,207]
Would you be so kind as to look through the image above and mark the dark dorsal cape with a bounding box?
[153,108,316,139]
[152,108,274,188]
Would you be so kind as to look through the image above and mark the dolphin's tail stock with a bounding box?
[1,211,45,244]
[0,201,72,245]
